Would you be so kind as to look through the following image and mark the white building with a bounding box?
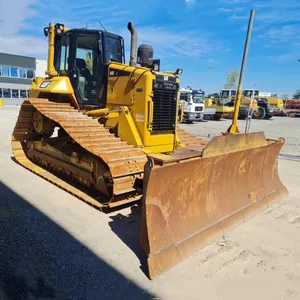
[0,52,47,105]
[36,59,48,78]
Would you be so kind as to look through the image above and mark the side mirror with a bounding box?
[43,27,49,37]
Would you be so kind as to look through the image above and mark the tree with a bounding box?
[292,88,300,100]
[224,68,239,89]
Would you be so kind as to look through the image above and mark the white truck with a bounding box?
[179,87,215,123]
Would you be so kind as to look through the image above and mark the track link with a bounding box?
[176,127,209,147]
[11,99,207,209]
[12,98,147,209]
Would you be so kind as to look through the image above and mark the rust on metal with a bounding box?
[12,98,289,280]
[11,98,147,209]
[141,132,288,279]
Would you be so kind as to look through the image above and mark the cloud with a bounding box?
[118,26,230,61]
[230,13,249,20]
[251,0,300,32]
[218,0,249,4]
[256,10,300,24]
[0,35,47,58]
[267,52,298,63]
[208,58,221,65]
[0,0,229,63]
[185,0,196,5]
[0,0,48,58]
[258,25,300,45]
[253,0,300,9]
[217,7,244,12]
[0,0,132,58]
[0,0,37,35]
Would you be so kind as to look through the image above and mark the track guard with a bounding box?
[140,132,289,279]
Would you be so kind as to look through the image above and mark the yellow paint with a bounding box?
[143,141,176,153]
[262,97,284,110]
[241,97,258,111]
[45,24,58,77]
[30,76,79,108]
[227,89,242,133]
[204,97,234,114]
[87,108,109,117]
[118,106,144,148]
[106,62,178,153]
[178,101,184,123]
[105,111,121,128]
[45,24,69,77]
[29,23,189,154]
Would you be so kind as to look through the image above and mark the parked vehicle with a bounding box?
[179,88,215,123]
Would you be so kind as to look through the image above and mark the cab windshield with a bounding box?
[180,93,189,102]
[221,90,236,98]
[193,94,204,104]
[103,34,124,64]
[243,90,253,97]
[221,91,230,98]
[243,90,259,97]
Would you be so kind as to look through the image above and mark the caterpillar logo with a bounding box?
[164,83,176,90]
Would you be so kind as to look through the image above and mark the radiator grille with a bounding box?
[195,106,203,111]
[152,80,178,132]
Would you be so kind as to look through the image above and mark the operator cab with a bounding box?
[243,89,259,98]
[179,91,192,103]
[179,89,204,104]
[192,90,204,104]
[53,24,125,107]
[220,89,236,98]
[220,89,237,106]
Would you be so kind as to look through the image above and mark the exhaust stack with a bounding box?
[127,22,137,66]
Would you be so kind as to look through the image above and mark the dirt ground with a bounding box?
[0,105,300,300]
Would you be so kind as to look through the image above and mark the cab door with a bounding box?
[69,31,101,106]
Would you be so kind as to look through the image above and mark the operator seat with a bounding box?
[75,58,92,101]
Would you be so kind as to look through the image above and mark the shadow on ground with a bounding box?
[108,205,149,279]
[0,182,156,300]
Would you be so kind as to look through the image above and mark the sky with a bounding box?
[0,0,299,97]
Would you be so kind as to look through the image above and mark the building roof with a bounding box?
[0,52,36,60]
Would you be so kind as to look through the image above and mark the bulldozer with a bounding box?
[12,20,288,279]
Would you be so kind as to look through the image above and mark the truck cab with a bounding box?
[243,89,260,98]
[179,88,205,123]
[220,89,237,104]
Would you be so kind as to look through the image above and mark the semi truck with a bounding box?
[179,87,215,123]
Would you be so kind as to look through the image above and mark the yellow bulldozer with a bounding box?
[12,20,288,279]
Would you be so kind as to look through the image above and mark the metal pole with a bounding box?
[245,93,254,133]
[227,9,255,133]
[245,84,255,133]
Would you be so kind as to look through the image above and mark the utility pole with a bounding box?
[227,9,255,133]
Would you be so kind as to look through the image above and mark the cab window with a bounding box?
[103,34,124,64]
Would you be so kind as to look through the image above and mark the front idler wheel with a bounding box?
[33,110,55,136]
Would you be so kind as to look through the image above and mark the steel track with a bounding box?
[11,98,204,209]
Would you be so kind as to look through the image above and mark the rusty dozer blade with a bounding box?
[140,132,289,279]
